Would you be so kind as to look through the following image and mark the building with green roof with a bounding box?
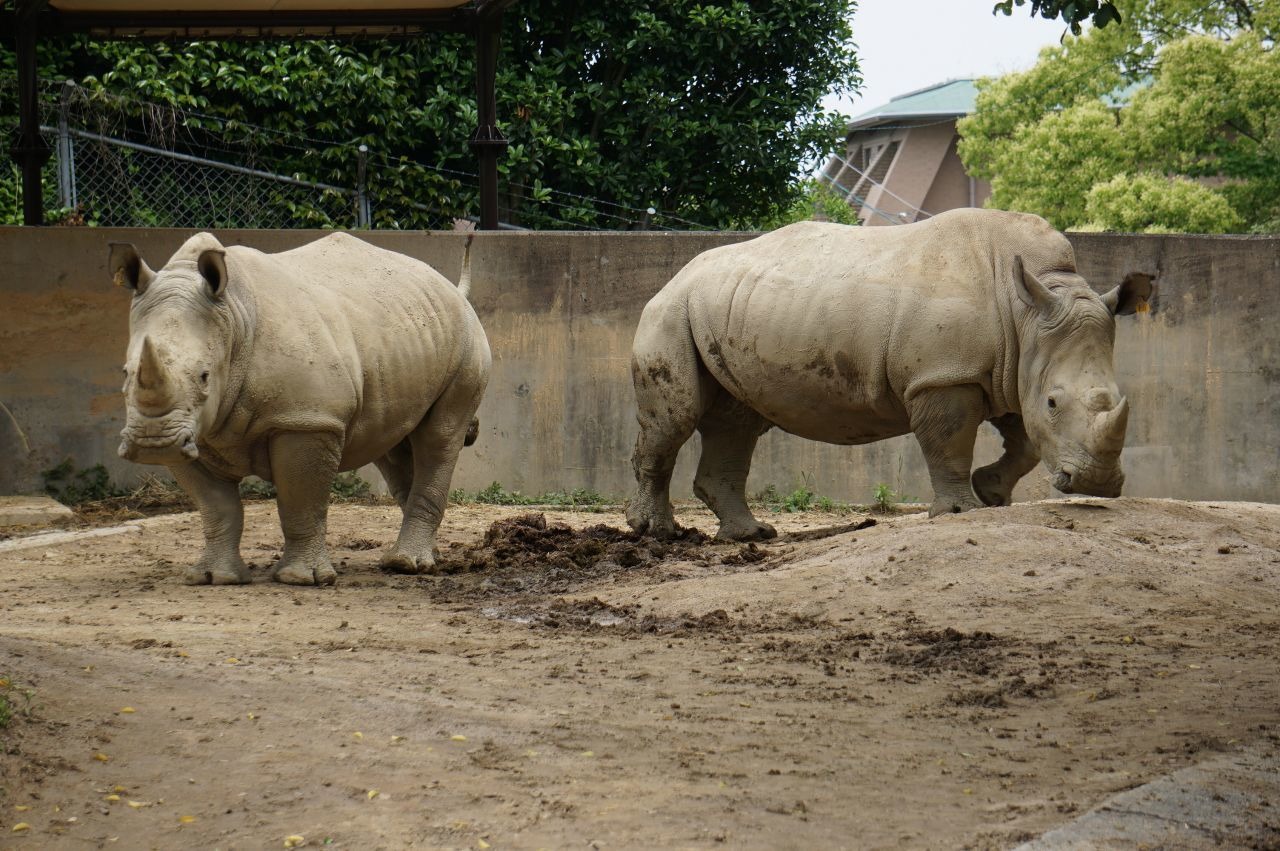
[819,78,987,226]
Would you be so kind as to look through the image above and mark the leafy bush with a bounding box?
[239,477,277,500]
[330,471,372,501]
[1082,172,1242,234]
[749,179,861,230]
[41,460,128,505]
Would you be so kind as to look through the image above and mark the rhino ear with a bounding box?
[1012,255,1060,315]
[108,242,154,295]
[197,248,228,299]
[1101,272,1154,316]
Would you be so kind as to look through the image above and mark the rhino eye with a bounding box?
[1047,397,1057,409]
[200,371,210,385]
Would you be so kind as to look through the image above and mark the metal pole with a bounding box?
[57,79,76,209]
[12,7,52,226]
[356,144,370,228]
[470,9,508,230]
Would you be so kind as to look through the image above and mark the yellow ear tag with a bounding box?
[113,269,128,288]
[1136,301,1150,313]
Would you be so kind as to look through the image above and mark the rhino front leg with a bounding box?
[972,414,1040,507]
[908,385,986,518]
[169,461,250,585]
[694,392,776,542]
[381,378,484,575]
[269,432,341,587]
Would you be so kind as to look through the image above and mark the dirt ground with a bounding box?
[2,497,1279,850]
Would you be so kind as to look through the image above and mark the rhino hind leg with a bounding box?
[972,414,1040,507]
[694,391,776,542]
[269,432,342,587]
[908,385,986,518]
[374,439,414,513]
[627,324,712,539]
[380,374,485,576]
[170,461,251,585]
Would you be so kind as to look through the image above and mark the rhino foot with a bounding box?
[715,520,777,542]
[379,550,441,576]
[927,496,983,518]
[971,467,1011,507]
[273,558,337,587]
[626,505,680,540]
[183,557,251,586]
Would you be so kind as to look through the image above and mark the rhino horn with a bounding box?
[1094,397,1129,450]
[134,336,174,412]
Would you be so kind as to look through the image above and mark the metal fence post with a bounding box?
[356,144,371,228]
[56,80,77,210]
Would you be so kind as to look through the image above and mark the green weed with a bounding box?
[872,482,898,514]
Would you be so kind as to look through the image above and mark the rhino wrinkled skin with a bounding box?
[628,209,1152,540]
[112,232,490,586]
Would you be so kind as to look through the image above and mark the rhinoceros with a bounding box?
[110,232,490,585]
[627,209,1152,539]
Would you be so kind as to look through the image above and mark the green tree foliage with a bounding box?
[994,0,1122,34]
[992,0,1262,33]
[960,0,1280,233]
[1,2,860,229]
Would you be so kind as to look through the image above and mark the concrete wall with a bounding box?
[1,226,1277,505]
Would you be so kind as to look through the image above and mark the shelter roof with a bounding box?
[846,78,977,131]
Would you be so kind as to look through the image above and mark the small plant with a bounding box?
[463,482,615,510]
[329,471,371,501]
[239,473,374,502]
[475,481,524,505]
[537,487,610,509]
[41,460,128,505]
[0,675,35,730]
[753,475,851,513]
[781,483,815,512]
[872,482,898,514]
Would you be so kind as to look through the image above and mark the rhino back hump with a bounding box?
[223,234,475,438]
[675,211,1061,437]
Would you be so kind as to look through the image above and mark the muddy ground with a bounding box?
[1,497,1279,850]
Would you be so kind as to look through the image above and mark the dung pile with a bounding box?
[449,512,709,572]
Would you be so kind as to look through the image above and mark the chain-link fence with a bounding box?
[3,79,713,231]
[24,81,462,230]
[59,128,365,228]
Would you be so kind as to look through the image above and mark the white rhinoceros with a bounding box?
[110,232,490,585]
[627,209,1152,539]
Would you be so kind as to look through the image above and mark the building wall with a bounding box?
[871,120,955,223]
[832,118,995,224]
[920,136,972,213]
[1,227,1277,507]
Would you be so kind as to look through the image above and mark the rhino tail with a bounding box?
[464,417,480,447]
[457,233,473,300]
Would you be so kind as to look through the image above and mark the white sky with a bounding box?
[825,0,1069,118]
